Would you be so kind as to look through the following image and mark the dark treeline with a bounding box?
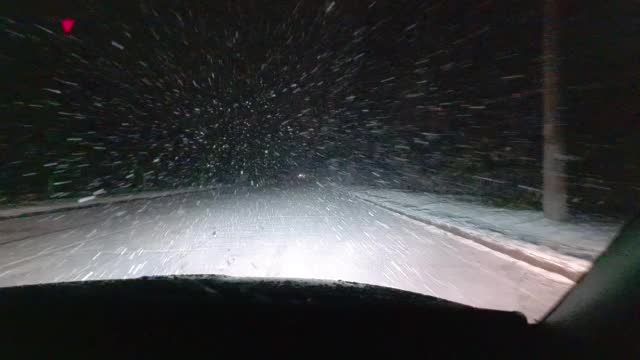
[1,1,638,218]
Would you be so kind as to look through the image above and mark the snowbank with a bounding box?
[349,187,623,281]
[0,187,215,219]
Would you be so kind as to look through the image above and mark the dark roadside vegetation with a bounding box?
[1,1,638,220]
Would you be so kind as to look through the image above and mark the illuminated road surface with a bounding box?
[0,185,572,320]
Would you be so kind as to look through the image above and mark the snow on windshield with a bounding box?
[0,1,637,321]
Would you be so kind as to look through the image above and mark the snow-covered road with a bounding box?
[0,184,573,320]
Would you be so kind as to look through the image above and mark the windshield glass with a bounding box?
[1,1,636,322]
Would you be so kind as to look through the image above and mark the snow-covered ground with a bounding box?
[0,187,215,219]
[0,185,574,320]
[348,186,623,281]
[3,184,620,282]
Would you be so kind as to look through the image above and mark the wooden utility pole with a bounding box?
[542,0,568,221]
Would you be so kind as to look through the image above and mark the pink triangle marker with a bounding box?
[62,18,75,34]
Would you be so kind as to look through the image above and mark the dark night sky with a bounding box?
[1,1,639,215]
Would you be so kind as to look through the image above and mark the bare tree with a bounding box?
[542,0,568,220]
